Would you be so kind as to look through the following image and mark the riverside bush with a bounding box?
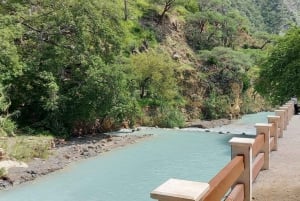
[202,93,230,120]
[0,84,16,137]
[0,117,16,137]
[156,109,185,128]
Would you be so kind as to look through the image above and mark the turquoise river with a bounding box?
[0,112,273,201]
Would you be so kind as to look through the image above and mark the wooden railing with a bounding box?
[252,134,265,157]
[252,153,264,181]
[203,156,244,201]
[150,101,294,201]
[225,184,244,201]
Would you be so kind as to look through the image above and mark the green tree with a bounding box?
[0,3,24,136]
[0,10,24,83]
[129,49,185,127]
[185,1,248,50]
[150,0,177,24]
[130,50,180,103]
[0,84,16,136]
[1,0,135,135]
[199,47,253,95]
[258,0,294,33]
[255,27,300,104]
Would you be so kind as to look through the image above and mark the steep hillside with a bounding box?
[0,0,296,136]
[284,0,300,24]
[231,0,298,33]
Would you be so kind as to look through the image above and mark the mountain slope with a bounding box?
[231,0,298,33]
[284,0,300,24]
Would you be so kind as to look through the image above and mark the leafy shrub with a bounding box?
[156,109,185,128]
[0,84,17,137]
[182,0,199,13]
[202,92,230,120]
[0,117,16,137]
[140,115,155,127]
[199,47,253,96]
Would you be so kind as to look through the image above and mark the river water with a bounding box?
[0,112,273,201]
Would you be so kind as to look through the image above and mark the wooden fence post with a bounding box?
[279,106,288,130]
[267,115,280,151]
[255,123,271,170]
[287,101,295,115]
[274,110,285,138]
[151,178,210,201]
[283,103,293,120]
[229,137,255,201]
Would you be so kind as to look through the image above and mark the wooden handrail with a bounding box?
[252,153,264,181]
[150,103,289,201]
[225,184,245,201]
[270,123,275,137]
[252,134,264,157]
[203,155,244,201]
[270,137,275,150]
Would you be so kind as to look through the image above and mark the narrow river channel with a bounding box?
[0,112,273,201]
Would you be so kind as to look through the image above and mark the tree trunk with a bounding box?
[124,0,128,21]
[140,77,151,98]
[158,0,175,24]
[158,9,167,24]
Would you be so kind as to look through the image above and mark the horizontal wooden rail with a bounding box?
[252,153,264,181]
[203,155,244,201]
[252,134,264,157]
[270,137,275,150]
[270,123,275,137]
[225,184,245,201]
[150,102,290,201]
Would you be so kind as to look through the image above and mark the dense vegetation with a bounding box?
[256,27,300,105]
[0,0,299,137]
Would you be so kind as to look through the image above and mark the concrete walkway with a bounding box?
[252,115,300,201]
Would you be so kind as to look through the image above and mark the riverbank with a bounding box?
[0,133,152,190]
[186,118,231,129]
[0,118,233,190]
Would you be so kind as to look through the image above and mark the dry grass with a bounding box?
[0,135,54,162]
[0,167,6,177]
